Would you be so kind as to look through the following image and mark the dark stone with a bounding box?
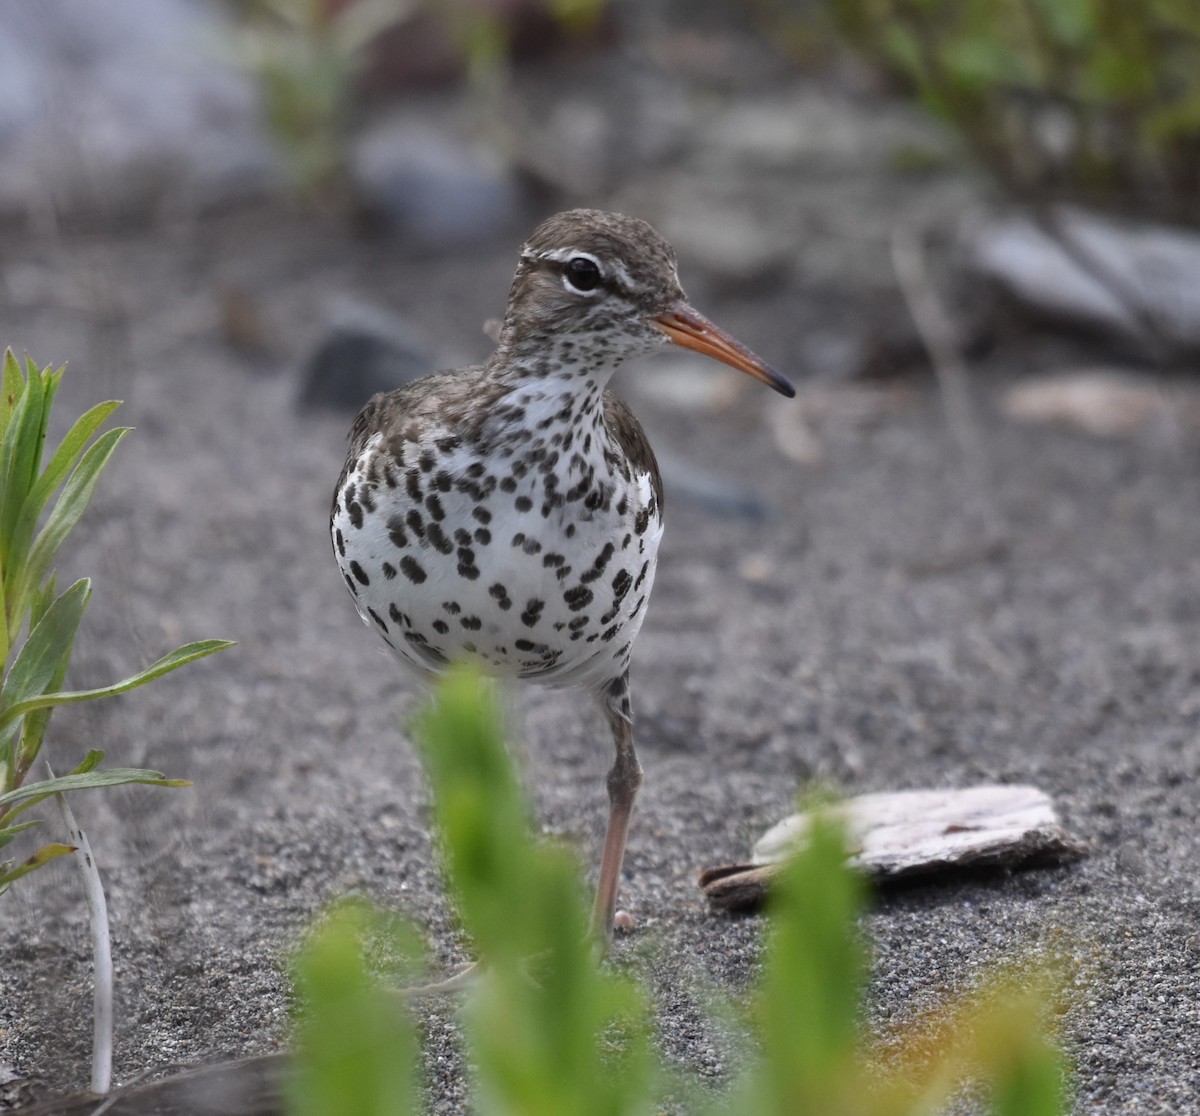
[296,301,434,414]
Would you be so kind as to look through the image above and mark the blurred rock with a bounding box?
[349,114,522,248]
[0,0,279,225]
[656,447,771,521]
[661,202,792,290]
[513,63,692,196]
[1000,370,1200,439]
[297,299,435,413]
[965,209,1200,355]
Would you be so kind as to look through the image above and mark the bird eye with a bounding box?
[563,256,602,293]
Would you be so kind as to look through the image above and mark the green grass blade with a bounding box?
[0,639,234,732]
[0,840,76,887]
[0,767,190,814]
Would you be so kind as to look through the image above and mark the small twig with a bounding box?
[891,225,1005,544]
[53,785,113,1096]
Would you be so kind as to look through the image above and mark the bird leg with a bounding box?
[591,673,643,947]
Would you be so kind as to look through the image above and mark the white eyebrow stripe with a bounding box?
[523,247,638,294]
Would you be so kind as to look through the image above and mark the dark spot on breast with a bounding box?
[399,556,427,584]
[522,536,542,555]
[514,495,532,513]
[334,528,345,556]
[500,476,517,493]
[426,492,445,521]
[359,487,376,514]
[368,607,388,633]
[634,560,650,590]
[418,450,436,473]
[349,561,370,586]
[406,470,422,501]
[454,527,472,546]
[488,582,513,610]
[388,603,408,626]
[461,615,482,631]
[426,522,453,555]
[458,557,481,580]
[601,624,618,642]
[563,585,593,612]
[382,561,397,580]
[472,506,491,524]
[405,509,425,540]
[433,619,449,635]
[520,599,544,627]
[435,470,453,492]
[387,517,408,550]
[342,571,358,596]
[612,569,632,600]
[634,507,651,535]
[435,435,460,454]
[348,500,365,530]
[564,524,576,538]
[475,527,491,546]
[568,615,588,631]
[443,601,462,615]
[580,542,614,584]
[343,482,356,507]
[542,552,565,568]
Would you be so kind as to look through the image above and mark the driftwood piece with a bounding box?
[15,1054,290,1116]
[700,785,1087,913]
[965,208,1200,355]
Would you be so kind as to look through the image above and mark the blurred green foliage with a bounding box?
[819,0,1200,219]
[288,665,1070,1115]
[233,0,610,195]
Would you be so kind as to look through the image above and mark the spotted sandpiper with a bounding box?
[332,209,793,945]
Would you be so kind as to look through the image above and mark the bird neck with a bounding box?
[478,335,620,452]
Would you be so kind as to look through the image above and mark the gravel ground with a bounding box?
[2,77,1199,1114]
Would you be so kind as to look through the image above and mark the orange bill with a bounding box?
[652,304,795,397]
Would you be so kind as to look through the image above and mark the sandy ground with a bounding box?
[2,81,1200,1114]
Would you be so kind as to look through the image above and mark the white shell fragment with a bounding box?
[700,785,1086,913]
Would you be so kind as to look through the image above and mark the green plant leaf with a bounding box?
[72,749,105,774]
[0,817,43,849]
[287,903,422,1116]
[0,840,77,887]
[15,427,129,612]
[0,579,90,750]
[0,349,23,428]
[0,767,190,814]
[0,639,234,732]
[0,357,44,568]
[7,402,123,587]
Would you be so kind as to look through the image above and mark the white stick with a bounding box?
[54,790,113,1095]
